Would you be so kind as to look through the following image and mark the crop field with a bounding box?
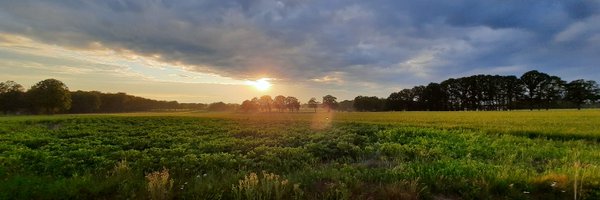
[1,110,600,199]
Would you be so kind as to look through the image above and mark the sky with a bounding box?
[1,0,599,103]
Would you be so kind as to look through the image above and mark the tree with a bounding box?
[540,76,565,110]
[422,83,447,111]
[322,95,338,112]
[520,70,550,110]
[308,97,319,112]
[337,100,354,112]
[27,79,71,114]
[386,92,402,111]
[70,91,101,113]
[353,96,384,111]
[441,78,463,111]
[499,76,524,110]
[240,99,259,112]
[410,86,426,111]
[259,95,273,112]
[273,95,286,112]
[0,80,25,114]
[285,96,300,112]
[207,102,232,112]
[565,79,600,110]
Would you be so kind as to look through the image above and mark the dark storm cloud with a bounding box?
[1,0,599,90]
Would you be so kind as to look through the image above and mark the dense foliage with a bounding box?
[355,70,600,112]
[1,111,599,199]
[0,80,211,115]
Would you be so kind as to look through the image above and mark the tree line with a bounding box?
[2,70,599,115]
[0,79,210,114]
[352,70,600,112]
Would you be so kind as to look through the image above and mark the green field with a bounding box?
[1,110,600,199]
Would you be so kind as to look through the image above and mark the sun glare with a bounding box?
[247,78,272,91]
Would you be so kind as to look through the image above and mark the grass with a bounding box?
[1,109,599,199]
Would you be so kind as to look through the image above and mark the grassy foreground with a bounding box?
[1,110,600,199]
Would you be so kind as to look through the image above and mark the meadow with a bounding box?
[1,110,600,199]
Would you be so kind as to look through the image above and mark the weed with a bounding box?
[146,168,174,200]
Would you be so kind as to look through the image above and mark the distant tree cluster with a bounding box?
[0,79,209,115]
[70,91,192,113]
[239,95,345,113]
[207,102,239,112]
[240,95,301,112]
[352,70,600,112]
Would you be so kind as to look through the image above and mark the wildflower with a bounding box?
[550,181,557,187]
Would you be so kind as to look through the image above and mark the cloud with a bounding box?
[0,0,599,97]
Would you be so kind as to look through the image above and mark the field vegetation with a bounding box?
[1,110,600,199]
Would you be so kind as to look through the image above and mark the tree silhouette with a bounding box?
[285,96,300,112]
[540,76,565,110]
[27,79,71,114]
[308,97,319,112]
[565,79,600,110]
[240,100,258,112]
[353,96,384,111]
[423,83,448,111]
[273,95,286,112]
[521,70,550,110]
[0,80,25,114]
[70,91,101,113]
[322,95,338,112]
[259,95,273,112]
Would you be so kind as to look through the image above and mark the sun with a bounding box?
[247,78,272,91]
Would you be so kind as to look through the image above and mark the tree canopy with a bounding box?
[322,95,338,112]
[27,79,72,114]
[565,80,600,110]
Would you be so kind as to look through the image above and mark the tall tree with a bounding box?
[285,96,300,112]
[422,83,447,111]
[308,97,319,112]
[565,79,600,110]
[322,95,338,112]
[0,80,25,114]
[500,76,524,111]
[273,95,286,112]
[386,92,403,111]
[259,95,273,112]
[540,76,566,110]
[520,70,550,110]
[410,86,426,111]
[441,78,462,111]
[27,79,72,114]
